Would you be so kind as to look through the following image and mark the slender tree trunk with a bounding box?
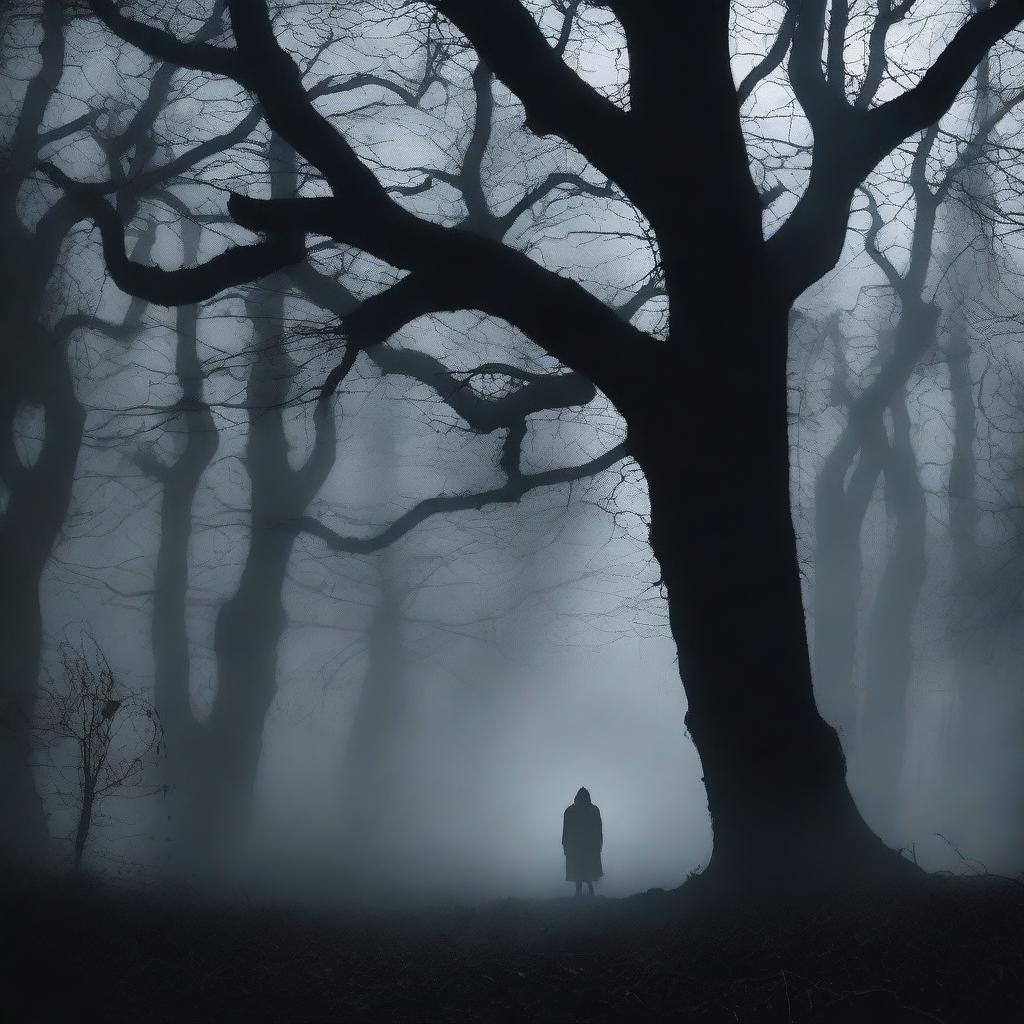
[0,197,83,863]
[169,136,336,857]
[200,527,295,847]
[73,787,94,867]
[812,305,936,772]
[148,263,218,849]
[0,543,51,859]
[0,351,85,862]
[339,406,408,872]
[197,307,299,849]
[857,388,927,839]
[340,569,409,876]
[629,303,905,882]
[940,29,992,847]
[945,331,986,841]
[813,417,887,743]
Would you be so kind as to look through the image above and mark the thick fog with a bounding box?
[3,1,1024,906]
[38,373,707,901]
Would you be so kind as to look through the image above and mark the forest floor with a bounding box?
[4,868,1024,1023]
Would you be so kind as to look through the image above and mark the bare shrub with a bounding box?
[36,631,163,867]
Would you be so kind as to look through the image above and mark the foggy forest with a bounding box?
[3,1,1024,1021]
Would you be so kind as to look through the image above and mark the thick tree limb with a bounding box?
[222,0,395,196]
[41,165,303,306]
[868,0,1024,160]
[855,1,919,110]
[552,0,582,57]
[8,0,66,182]
[773,0,1024,301]
[827,0,850,98]
[737,6,798,105]
[86,1,247,83]
[292,263,597,423]
[428,0,629,185]
[84,0,654,401]
[224,2,649,396]
[220,0,631,379]
[230,193,657,405]
[789,1,846,129]
[459,61,496,229]
[862,45,1023,304]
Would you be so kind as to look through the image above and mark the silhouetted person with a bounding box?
[562,787,602,897]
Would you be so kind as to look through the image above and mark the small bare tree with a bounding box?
[36,633,163,868]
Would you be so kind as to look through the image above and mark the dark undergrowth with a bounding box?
[4,869,1023,1022]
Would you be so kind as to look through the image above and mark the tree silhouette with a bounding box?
[812,52,1011,834]
[35,631,163,867]
[60,0,1024,882]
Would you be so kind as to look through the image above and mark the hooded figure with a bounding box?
[562,787,603,896]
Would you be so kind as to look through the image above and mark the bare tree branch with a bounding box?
[41,164,304,305]
[428,0,629,182]
[296,441,629,554]
[86,0,246,83]
[772,1,1024,301]
[737,5,797,106]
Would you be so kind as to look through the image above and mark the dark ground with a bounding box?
[4,870,1024,1022]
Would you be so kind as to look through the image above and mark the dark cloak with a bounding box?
[562,787,603,882]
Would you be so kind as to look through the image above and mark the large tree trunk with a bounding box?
[628,303,905,883]
[856,388,927,839]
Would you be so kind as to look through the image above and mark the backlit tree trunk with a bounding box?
[630,303,898,880]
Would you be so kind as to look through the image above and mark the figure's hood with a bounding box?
[574,787,591,805]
